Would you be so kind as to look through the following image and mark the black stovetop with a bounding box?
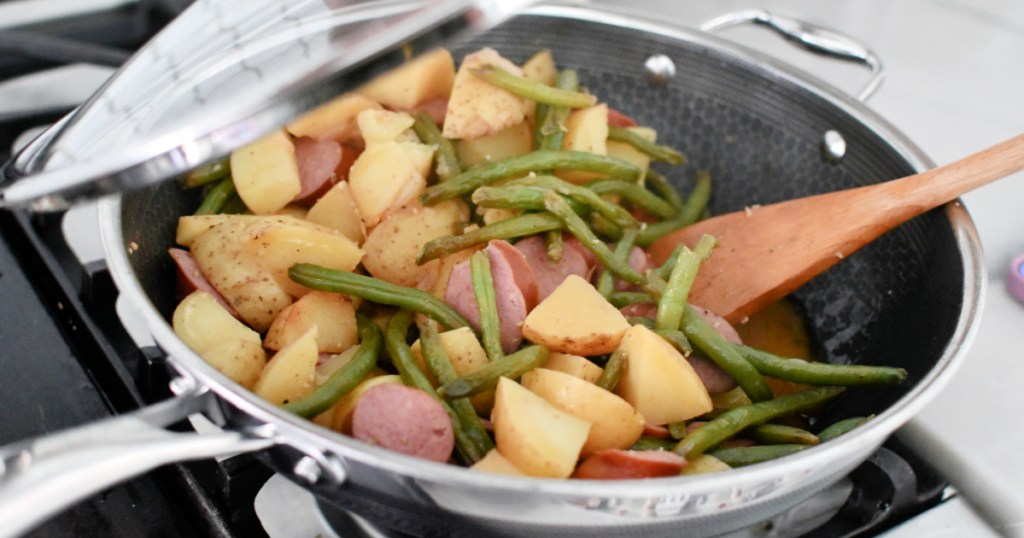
[0,2,954,537]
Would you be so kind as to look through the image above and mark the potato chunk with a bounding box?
[264,291,357,354]
[615,325,713,425]
[470,449,527,476]
[522,49,557,87]
[491,377,591,479]
[522,274,630,355]
[443,48,530,140]
[606,127,656,184]
[410,325,493,414]
[230,129,302,214]
[357,109,416,146]
[287,93,381,142]
[362,200,468,287]
[191,219,292,331]
[241,219,363,297]
[253,327,319,406]
[558,104,608,183]
[172,290,266,388]
[455,121,532,167]
[358,48,456,110]
[305,182,365,244]
[347,141,427,228]
[522,368,644,456]
[542,352,603,384]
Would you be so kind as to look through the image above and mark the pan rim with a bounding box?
[97,1,985,516]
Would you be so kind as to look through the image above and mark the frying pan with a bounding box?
[0,3,983,537]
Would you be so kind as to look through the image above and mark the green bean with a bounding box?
[673,386,845,459]
[219,193,248,215]
[681,304,773,402]
[421,150,641,205]
[655,244,684,281]
[412,111,462,181]
[420,321,494,457]
[644,170,685,211]
[417,213,563,264]
[654,328,693,356]
[288,264,468,330]
[655,234,717,331]
[630,436,676,451]
[733,345,909,386]
[194,177,237,215]
[542,191,643,285]
[185,159,230,188]
[471,64,596,108]
[386,311,486,463]
[598,229,638,298]
[538,70,580,151]
[595,348,628,391]
[656,247,701,331]
[470,251,503,361]
[708,444,809,467]
[471,186,588,215]
[586,179,676,219]
[818,416,871,441]
[506,175,637,230]
[748,424,820,445]
[284,315,382,418]
[589,213,623,241]
[636,170,712,246]
[544,229,563,262]
[437,346,549,399]
[532,102,551,151]
[667,421,690,440]
[642,271,667,300]
[607,126,686,164]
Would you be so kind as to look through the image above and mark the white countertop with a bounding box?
[590,0,1024,535]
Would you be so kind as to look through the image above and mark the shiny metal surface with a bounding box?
[0,3,985,536]
[0,388,274,538]
[0,0,533,210]
[93,4,980,536]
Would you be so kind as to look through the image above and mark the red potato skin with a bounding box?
[487,239,539,310]
[351,384,454,463]
[573,449,686,480]
[514,235,590,302]
[292,137,343,204]
[606,107,638,128]
[443,245,528,353]
[168,248,237,315]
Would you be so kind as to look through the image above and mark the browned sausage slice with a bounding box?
[687,355,738,394]
[691,304,742,344]
[351,384,454,463]
[573,449,686,479]
[293,136,342,204]
[514,235,590,302]
[168,248,237,315]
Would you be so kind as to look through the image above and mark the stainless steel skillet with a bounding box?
[0,2,983,537]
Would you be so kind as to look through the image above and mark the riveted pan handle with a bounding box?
[0,388,275,538]
[701,10,884,102]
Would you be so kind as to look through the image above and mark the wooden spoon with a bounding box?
[649,134,1024,323]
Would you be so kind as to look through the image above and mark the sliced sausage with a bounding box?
[687,355,738,394]
[410,97,448,127]
[643,423,671,440]
[168,248,236,315]
[487,239,538,310]
[563,235,597,269]
[351,384,454,463]
[691,304,743,344]
[619,302,657,320]
[293,136,343,204]
[443,254,528,354]
[573,449,686,480]
[615,246,654,291]
[514,235,589,302]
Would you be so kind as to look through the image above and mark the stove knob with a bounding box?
[1009,254,1024,304]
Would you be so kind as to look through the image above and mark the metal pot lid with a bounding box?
[0,0,533,211]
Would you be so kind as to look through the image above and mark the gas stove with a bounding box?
[1,1,1021,537]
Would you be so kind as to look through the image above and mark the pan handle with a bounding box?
[0,386,274,538]
[701,10,884,102]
